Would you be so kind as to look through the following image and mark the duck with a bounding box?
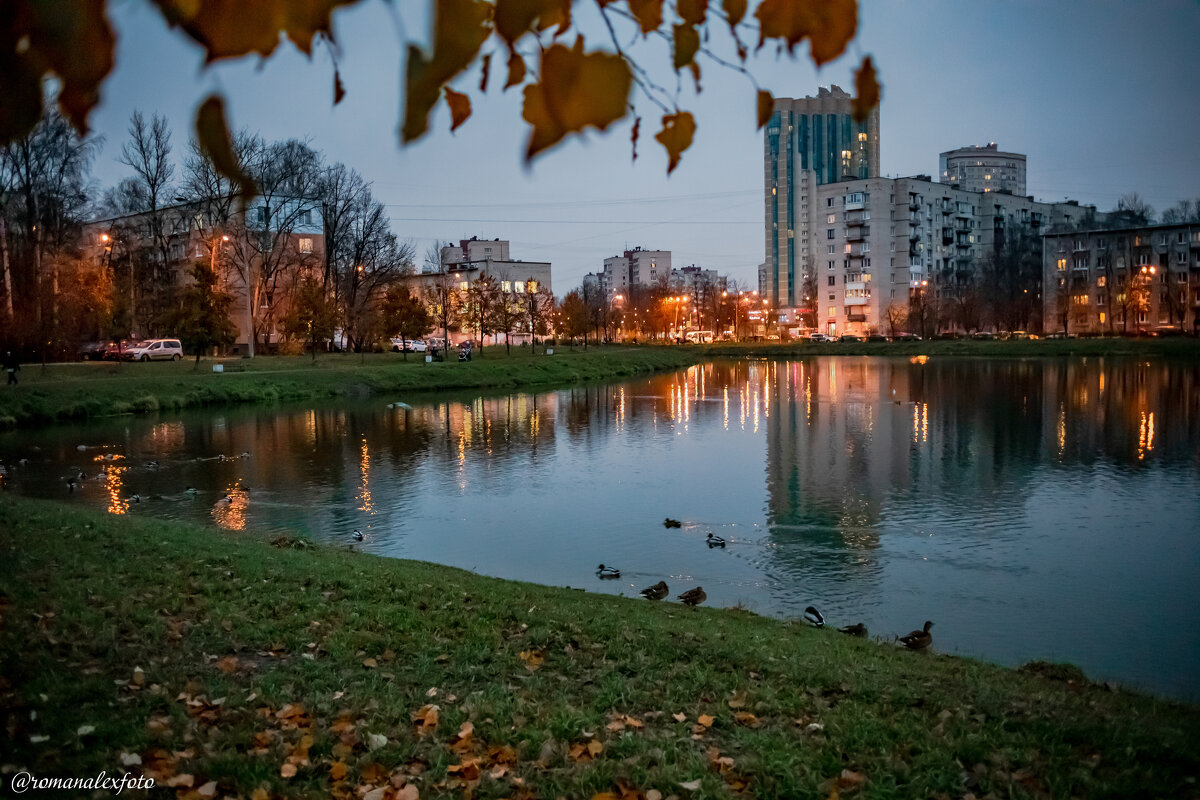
[185,487,198,496]
[129,494,141,503]
[706,533,726,548]
[596,564,621,579]
[663,518,682,528]
[352,529,364,542]
[640,581,669,600]
[839,623,868,637]
[677,586,707,607]
[899,620,934,650]
[66,477,77,492]
[216,495,233,505]
[804,606,825,627]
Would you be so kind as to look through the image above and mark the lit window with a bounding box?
[501,281,512,292]
[460,281,469,290]
[858,132,867,142]
[514,282,525,294]
[828,307,836,317]
[1056,258,1067,271]
[528,281,538,292]
[298,238,313,254]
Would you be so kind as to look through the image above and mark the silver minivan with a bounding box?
[123,338,184,361]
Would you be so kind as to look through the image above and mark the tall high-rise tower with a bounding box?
[763,86,880,310]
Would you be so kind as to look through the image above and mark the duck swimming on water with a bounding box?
[596,564,621,579]
[663,518,682,528]
[706,533,726,548]
[352,529,364,542]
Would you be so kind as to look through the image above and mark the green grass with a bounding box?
[1,497,1197,799]
[0,346,705,429]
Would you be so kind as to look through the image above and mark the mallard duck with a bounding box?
[678,586,706,606]
[839,623,868,637]
[352,529,364,542]
[706,533,726,548]
[130,494,141,503]
[596,564,621,579]
[640,581,669,600]
[899,620,934,650]
[804,606,824,627]
[663,518,682,528]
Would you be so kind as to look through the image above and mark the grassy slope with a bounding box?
[1,497,1197,799]
[2,339,1197,431]
[0,347,703,429]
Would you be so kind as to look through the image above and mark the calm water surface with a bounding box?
[4,357,1199,700]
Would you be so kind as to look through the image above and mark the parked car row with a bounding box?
[78,339,184,361]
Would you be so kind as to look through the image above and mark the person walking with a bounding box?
[4,351,19,386]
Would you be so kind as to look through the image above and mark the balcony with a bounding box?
[844,296,869,306]
[845,194,867,211]
[847,313,867,322]
[845,210,870,225]
[846,226,868,242]
[908,197,921,210]
[847,243,869,257]
[909,227,922,241]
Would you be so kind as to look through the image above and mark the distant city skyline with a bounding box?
[80,1,1200,292]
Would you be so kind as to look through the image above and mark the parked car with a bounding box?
[893,332,921,341]
[78,341,110,361]
[122,338,183,361]
[971,331,995,340]
[809,333,833,343]
[867,334,888,342]
[103,339,141,360]
[390,337,427,352]
[838,334,862,343]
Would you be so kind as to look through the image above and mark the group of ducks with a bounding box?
[804,606,935,650]
[594,567,708,607]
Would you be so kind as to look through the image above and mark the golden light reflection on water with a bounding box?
[1057,405,1066,456]
[359,436,375,513]
[103,464,128,515]
[211,488,249,530]
[1138,411,1156,460]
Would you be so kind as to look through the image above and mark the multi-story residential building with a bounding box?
[422,237,552,296]
[939,143,1027,196]
[85,197,325,351]
[1042,223,1200,335]
[809,176,1096,336]
[588,247,671,299]
[669,265,726,295]
[762,85,881,310]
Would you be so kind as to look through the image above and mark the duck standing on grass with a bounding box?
[839,622,868,637]
[706,533,726,548]
[596,564,621,579]
[640,581,669,600]
[678,586,706,607]
[804,606,825,627]
[899,620,934,650]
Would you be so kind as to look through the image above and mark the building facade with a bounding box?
[435,237,553,295]
[1042,223,1200,335]
[939,143,1026,196]
[588,247,671,299]
[810,176,1096,336]
[762,85,881,310]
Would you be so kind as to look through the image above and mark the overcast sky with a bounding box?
[84,0,1200,291]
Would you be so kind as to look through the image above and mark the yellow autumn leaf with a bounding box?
[0,0,115,142]
[673,23,700,70]
[697,713,714,727]
[522,37,632,162]
[757,90,774,129]
[195,95,257,200]
[852,55,879,123]
[402,0,492,143]
[362,657,378,669]
[329,760,348,780]
[628,0,665,33]
[754,0,857,66]
[518,649,545,670]
[152,0,358,62]
[655,111,696,175]
[677,0,708,25]
[494,0,573,47]
[444,87,472,132]
[280,762,297,778]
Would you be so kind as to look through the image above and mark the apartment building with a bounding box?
[1042,223,1200,334]
[422,236,552,295]
[939,143,1027,196]
[587,247,671,298]
[810,177,1096,336]
[762,85,881,309]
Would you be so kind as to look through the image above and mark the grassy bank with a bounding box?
[1,497,1197,799]
[0,347,704,429]
[2,338,1197,430]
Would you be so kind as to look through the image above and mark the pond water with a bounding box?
[3,356,1199,700]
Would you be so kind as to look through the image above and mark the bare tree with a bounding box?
[1161,199,1200,224]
